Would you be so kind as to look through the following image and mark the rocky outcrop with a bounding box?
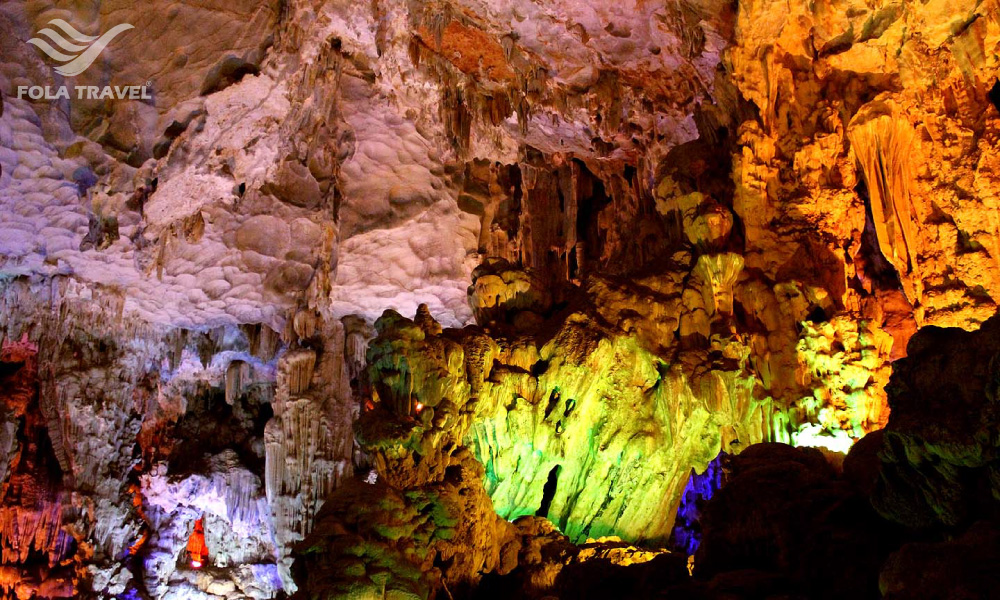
[683,311,1000,600]
[0,278,328,599]
[730,0,1000,331]
[872,312,1000,529]
[264,314,357,592]
[694,443,900,599]
[879,520,1000,600]
[364,278,772,547]
[293,448,518,599]
[482,518,689,600]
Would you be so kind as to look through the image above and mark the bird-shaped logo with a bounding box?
[27,18,133,77]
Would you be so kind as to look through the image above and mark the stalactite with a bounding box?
[440,85,473,156]
[559,161,580,281]
[693,253,745,316]
[342,316,374,383]
[225,360,249,406]
[848,106,919,300]
[243,323,280,362]
[280,349,316,397]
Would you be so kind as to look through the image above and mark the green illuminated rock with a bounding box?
[787,316,894,451]
[364,267,773,545]
[292,448,519,599]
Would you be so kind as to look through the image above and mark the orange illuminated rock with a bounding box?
[415,20,515,82]
[186,518,208,569]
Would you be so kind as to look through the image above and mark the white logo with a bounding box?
[27,18,133,77]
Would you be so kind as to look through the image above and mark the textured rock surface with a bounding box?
[731,0,1000,330]
[879,520,1000,600]
[694,443,900,599]
[3,0,1000,597]
[293,449,519,599]
[682,313,1000,600]
[478,518,690,600]
[872,312,1000,530]
[365,282,771,546]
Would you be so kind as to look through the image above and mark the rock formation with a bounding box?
[1,0,999,597]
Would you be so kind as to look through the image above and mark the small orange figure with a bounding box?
[186,518,208,569]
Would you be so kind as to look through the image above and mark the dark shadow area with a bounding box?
[536,465,561,518]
